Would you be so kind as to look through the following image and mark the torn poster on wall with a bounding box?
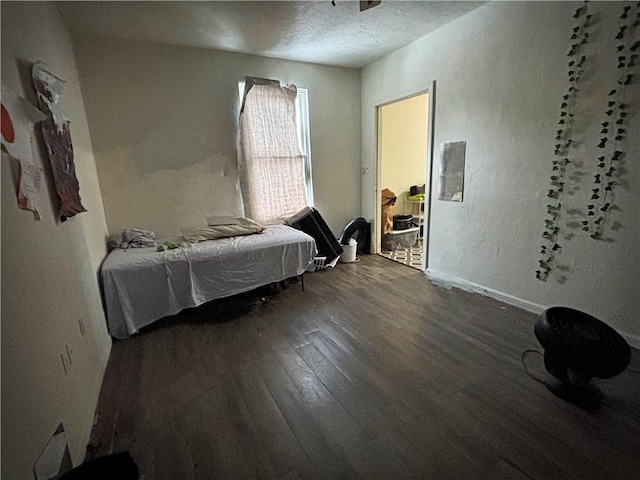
[1,84,47,214]
[438,141,466,202]
[32,61,87,221]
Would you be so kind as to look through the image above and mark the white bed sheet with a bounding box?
[101,224,316,338]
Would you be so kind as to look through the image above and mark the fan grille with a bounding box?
[549,309,628,355]
[536,307,631,379]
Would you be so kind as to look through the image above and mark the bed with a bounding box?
[101,224,316,338]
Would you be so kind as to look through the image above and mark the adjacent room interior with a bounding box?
[2,1,639,478]
[377,92,429,270]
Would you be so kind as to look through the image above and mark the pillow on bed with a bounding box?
[182,217,265,242]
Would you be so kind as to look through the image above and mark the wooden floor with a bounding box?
[94,254,640,480]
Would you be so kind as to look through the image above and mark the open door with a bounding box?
[375,83,435,272]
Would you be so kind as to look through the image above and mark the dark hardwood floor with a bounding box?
[93,254,640,479]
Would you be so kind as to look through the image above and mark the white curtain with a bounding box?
[239,80,307,224]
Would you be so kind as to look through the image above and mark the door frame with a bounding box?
[374,81,436,272]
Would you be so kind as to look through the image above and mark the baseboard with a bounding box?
[425,269,640,351]
[75,342,112,466]
[425,269,545,315]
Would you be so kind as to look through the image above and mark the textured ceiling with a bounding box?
[57,1,487,68]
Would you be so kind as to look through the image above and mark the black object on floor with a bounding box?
[360,221,371,254]
[57,452,139,480]
[534,306,631,409]
[288,207,343,263]
[338,217,367,245]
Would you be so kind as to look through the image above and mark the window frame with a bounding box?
[238,80,314,207]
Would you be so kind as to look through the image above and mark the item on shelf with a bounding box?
[410,184,425,196]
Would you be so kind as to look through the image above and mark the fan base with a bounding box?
[544,375,602,410]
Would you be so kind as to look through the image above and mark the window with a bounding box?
[238,80,313,224]
[294,88,313,207]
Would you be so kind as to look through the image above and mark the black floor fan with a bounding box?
[534,307,631,409]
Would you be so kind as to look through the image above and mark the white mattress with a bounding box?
[101,224,316,338]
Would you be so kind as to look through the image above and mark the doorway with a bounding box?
[376,89,433,271]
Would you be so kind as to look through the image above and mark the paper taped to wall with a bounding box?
[438,141,466,202]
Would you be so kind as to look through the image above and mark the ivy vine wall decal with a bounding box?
[537,1,638,281]
[537,1,592,281]
[584,3,639,240]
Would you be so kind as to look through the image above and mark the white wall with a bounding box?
[71,35,361,238]
[362,1,639,346]
[380,93,428,216]
[1,3,112,477]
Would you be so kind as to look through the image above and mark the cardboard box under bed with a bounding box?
[101,225,316,338]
